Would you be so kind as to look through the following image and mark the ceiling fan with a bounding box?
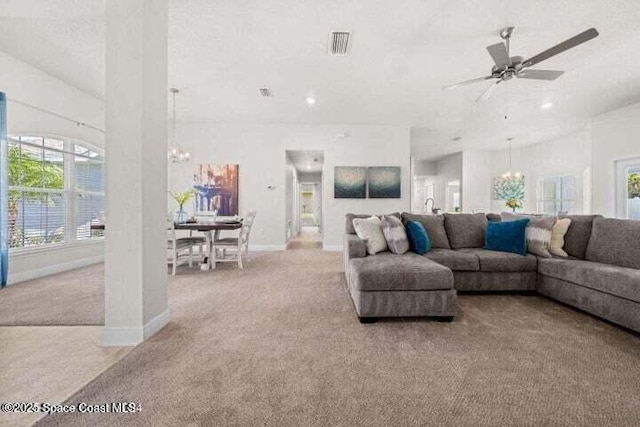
[444,27,599,102]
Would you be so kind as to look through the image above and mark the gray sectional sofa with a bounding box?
[344,212,640,333]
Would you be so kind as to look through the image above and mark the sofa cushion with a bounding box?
[444,213,487,249]
[345,213,401,235]
[458,248,537,272]
[558,214,601,259]
[484,218,529,256]
[352,216,388,255]
[401,213,451,249]
[381,215,409,255]
[405,220,431,255]
[585,217,640,270]
[349,253,453,292]
[538,258,640,303]
[424,249,480,271]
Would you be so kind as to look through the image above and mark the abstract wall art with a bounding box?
[334,166,367,199]
[193,164,239,216]
[367,166,401,199]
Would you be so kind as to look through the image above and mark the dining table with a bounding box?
[90,219,243,270]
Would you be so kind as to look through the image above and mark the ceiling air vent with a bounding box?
[258,88,273,97]
[329,31,351,56]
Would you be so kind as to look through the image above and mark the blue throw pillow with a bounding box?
[405,220,432,255]
[484,218,530,256]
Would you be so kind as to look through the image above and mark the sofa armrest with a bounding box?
[344,234,367,260]
[343,234,367,286]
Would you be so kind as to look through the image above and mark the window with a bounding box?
[537,176,575,215]
[616,158,640,220]
[8,136,104,250]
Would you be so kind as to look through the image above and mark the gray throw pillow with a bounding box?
[444,213,487,249]
[381,215,410,254]
[401,213,451,249]
[501,212,555,258]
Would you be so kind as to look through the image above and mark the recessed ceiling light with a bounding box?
[305,96,316,105]
[306,164,311,169]
[541,102,553,109]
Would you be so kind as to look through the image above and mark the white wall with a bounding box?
[1,51,104,148]
[285,154,298,241]
[169,124,411,250]
[435,153,462,212]
[0,50,106,284]
[459,130,592,215]
[591,102,640,217]
[462,150,493,213]
[411,158,437,176]
[488,130,592,214]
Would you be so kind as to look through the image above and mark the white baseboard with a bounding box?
[323,245,343,252]
[7,255,104,286]
[101,309,170,347]
[249,245,286,252]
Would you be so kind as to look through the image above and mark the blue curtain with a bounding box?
[0,92,7,287]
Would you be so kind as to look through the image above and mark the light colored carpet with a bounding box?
[287,231,323,249]
[0,265,105,325]
[36,249,640,426]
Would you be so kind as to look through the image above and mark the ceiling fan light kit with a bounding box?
[444,27,599,102]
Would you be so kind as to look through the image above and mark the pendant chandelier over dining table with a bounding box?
[168,88,190,163]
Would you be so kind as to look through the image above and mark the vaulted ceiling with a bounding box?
[1,0,640,159]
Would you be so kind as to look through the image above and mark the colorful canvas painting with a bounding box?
[334,167,366,199]
[368,166,401,198]
[193,164,239,216]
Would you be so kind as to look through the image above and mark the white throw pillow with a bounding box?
[352,216,388,255]
[549,218,572,257]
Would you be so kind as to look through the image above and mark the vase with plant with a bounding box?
[169,189,195,223]
[506,198,522,213]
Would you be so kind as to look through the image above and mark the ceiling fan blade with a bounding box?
[517,69,564,80]
[475,80,501,103]
[443,76,494,90]
[486,42,511,67]
[522,28,599,68]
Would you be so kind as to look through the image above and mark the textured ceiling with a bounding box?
[1,0,640,159]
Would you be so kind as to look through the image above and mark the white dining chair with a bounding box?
[167,218,201,275]
[212,211,256,269]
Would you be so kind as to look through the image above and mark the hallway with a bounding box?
[286,228,322,250]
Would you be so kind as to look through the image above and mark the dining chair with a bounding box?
[167,218,201,275]
[212,211,257,269]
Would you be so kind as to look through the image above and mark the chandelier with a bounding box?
[168,88,190,163]
[502,137,521,179]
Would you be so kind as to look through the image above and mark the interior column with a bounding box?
[102,0,169,346]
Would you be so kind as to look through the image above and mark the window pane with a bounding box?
[627,166,640,220]
[18,144,44,188]
[11,191,65,248]
[43,149,64,189]
[76,193,105,240]
[44,138,64,151]
[19,136,43,146]
[7,141,21,187]
[74,157,103,192]
[540,201,557,215]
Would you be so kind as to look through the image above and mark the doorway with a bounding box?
[615,157,640,220]
[285,150,324,249]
